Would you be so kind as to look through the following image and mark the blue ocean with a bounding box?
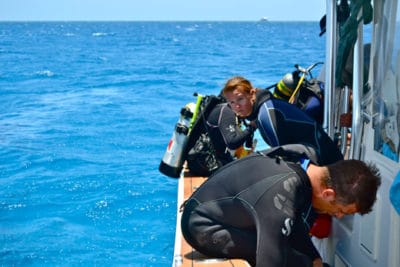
[0,21,325,266]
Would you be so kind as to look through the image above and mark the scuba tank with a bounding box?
[273,72,299,101]
[159,95,203,178]
[270,62,324,124]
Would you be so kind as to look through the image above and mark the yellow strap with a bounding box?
[189,94,203,132]
[288,75,306,104]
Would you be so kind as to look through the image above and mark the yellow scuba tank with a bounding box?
[159,95,203,178]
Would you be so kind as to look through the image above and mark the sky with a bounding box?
[0,0,326,22]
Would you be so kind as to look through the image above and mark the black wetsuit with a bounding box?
[181,151,319,267]
[247,90,343,165]
[206,103,254,165]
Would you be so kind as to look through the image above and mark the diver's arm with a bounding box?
[218,105,254,149]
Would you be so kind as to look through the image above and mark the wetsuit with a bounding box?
[206,103,254,165]
[296,83,324,124]
[181,150,319,267]
[247,90,343,165]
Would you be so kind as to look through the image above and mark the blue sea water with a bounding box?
[0,21,325,266]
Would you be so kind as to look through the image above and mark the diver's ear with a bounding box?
[250,88,257,102]
[321,189,336,201]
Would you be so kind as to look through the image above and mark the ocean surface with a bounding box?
[0,21,325,266]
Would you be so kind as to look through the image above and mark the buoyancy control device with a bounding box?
[159,95,203,178]
[269,62,325,124]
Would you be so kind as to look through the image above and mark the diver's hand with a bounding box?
[250,120,257,129]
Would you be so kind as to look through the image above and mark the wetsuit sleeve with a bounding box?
[289,221,321,261]
[218,105,253,150]
[253,187,299,266]
[255,214,319,267]
[255,216,292,266]
[253,173,318,266]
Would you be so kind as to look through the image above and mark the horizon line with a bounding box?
[0,19,320,23]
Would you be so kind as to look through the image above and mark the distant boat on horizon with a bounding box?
[259,16,269,22]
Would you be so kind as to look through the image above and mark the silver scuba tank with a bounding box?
[159,102,196,178]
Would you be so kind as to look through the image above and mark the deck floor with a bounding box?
[173,170,250,267]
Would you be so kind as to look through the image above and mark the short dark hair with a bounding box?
[325,160,381,215]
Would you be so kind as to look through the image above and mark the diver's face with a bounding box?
[225,89,254,118]
[314,198,358,219]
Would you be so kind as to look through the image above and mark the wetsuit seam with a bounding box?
[236,171,298,208]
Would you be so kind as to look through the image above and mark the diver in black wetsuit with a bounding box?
[181,145,381,267]
[187,97,255,176]
[223,76,343,165]
[205,102,255,165]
